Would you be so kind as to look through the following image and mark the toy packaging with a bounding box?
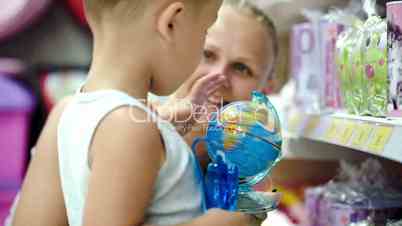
[320,21,343,110]
[387,1,402,117]
[291,22,323,113]
[305,159,402,226]
[335,0,388,116]
[362,0,388,117]
[291,10,344,113]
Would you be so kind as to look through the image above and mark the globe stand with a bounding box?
[237,191,280,214]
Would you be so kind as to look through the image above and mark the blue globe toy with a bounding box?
[192,91,282,213]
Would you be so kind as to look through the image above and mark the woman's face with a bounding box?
[196,5,275,104]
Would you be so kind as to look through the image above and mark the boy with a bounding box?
[11,1,260,226]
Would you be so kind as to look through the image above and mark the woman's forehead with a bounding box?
[206,6,274,66]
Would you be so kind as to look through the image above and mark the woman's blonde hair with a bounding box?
[224,0,278,79]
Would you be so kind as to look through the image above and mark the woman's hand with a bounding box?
[152,72,226,135]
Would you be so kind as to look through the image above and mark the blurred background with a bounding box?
[0,0,401,226]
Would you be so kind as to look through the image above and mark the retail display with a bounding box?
[336,0,387,116]
[305,159,402,226]
[388,1,402,117]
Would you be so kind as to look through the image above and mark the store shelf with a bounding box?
[285,111,402,163]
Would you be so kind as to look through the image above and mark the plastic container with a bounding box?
[0,75,34,189]
[387,1,402,117]
[0,0,51,42]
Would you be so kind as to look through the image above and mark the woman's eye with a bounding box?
[203,50,215,61]
[233,63,252,77]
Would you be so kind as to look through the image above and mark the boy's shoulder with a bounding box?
[35,96,74,153]
[89,105,165,168]
[100,106,160,137]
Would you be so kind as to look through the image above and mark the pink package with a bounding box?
[0,75,34,189]
[329,202,402,226]
[320,22,343,110]
[291,23,324,113]
[329,204,369,226]
[387,1,402,117]
[291,21,343,113]
[306,188,402,226]
[0,0,51,42]
[305,188,323,226]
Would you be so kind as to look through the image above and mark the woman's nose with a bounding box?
[210,65,230,88]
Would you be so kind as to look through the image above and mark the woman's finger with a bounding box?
[193,74,224,95]
[208,93,223,106]
[191,74,225,104]
[206,77,226,97]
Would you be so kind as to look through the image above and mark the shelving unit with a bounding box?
[284,109,402,164]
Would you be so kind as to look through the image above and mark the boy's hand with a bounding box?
[153,72,226,135]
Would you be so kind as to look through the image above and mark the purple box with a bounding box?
[329,203,373,226]
[329,202,402,226]
[0,75,34,189]
[305,188,320,226]
[305,187,402,226]
[291,23,323,113]
[291,22,342,113]
[320,22,343,110]
[388,1,402,117]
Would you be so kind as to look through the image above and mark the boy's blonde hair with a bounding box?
[84,0,212,22]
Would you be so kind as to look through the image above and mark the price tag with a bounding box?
[338,122,355,145]
[288,114,302,133]
[304,116,320,137]
[324,119,340,141]
[351,124,373,148]
[367,126,393,153]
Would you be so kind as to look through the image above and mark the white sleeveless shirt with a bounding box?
[57,89,204,226]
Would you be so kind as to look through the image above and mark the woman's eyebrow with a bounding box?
[204,42,221,53]
[231,56,258,70]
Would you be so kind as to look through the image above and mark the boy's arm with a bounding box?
[83,106,256,226]
[13,98,71,226]
[82,106,164,226]
[176,209,261,226]
[142,209,261,226]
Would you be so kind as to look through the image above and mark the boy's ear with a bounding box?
[157,2,185,42]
